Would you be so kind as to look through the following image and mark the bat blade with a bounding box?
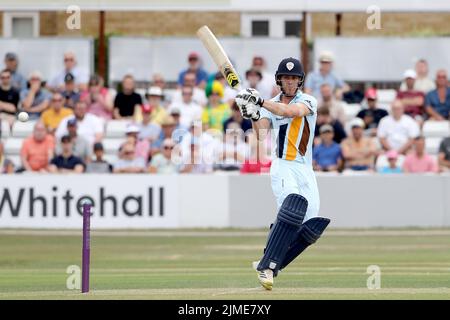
[196,25,241,90]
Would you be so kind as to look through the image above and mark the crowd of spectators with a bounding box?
[0,50,449,175]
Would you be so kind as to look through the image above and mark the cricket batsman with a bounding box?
[235,57,331,290]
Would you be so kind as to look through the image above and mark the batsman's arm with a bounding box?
[252,117,271,141]
[261,100,311,118]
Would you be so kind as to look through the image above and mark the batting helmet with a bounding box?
[275,57,305,90]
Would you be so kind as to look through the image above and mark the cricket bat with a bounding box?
[196,25,241,90]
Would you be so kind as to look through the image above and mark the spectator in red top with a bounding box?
[396,69,425,121]
[403,136,438,173]
[81,74,113,121]
[20,122,55,172]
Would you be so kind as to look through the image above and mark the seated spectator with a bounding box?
[172,71,207,107]
[2,158,15,174]
[304,51,349,99]
[138,104,162,143]
[143,86,168,125]
[223,101,252,133]
[169,107,188,132]
[56,100,103,145]
[113,142,146,173]
[60,73,80,109]
[85,142,112,173]
[0,69,19,123]
[403,136,438,173]
[178,52,209,88]
[148,138,179,174]
[4,52,26,91]
[48,51,88,91]
[151,73,170,106]
[341,118,378,171]
[438,134,450,172]
[250,56,278,100]
[168,85,202,128]
[244,68,263,94]
[113,74,142,120]
[378,100,420,154]
[20,71,51,120]
[425,69,450,121]
[56,119,91,163]
[318,83,346,124]
[202,80,231,132]
[240,132,271,174]
[315,107,347,144]
[356,88,388,137]
[215,122,247,171]
[313,124,342,172]
[41,92,73,134]
[396,69,425,121]
[20,122,55,172]
[400,59,436,94]
[179,138,213,174]
[81,74,113,121]
[124,124,150,161]
[378,150,403,174]
[151,115,177,155]
[48,135,84,173]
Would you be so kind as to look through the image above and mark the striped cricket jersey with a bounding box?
[259,91,317,165]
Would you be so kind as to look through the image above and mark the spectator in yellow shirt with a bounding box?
[41,92,73,134]
[202,80,230,132]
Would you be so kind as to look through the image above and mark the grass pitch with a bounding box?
[0,229,450,300]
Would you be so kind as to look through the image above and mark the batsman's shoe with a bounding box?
[252,261,273,290]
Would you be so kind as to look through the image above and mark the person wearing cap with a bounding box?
[148,138,179,174]
[55,100,104,145]
[151,115,178,156]
[168,85,202,128]
[378,99,420,154]
[425,69,450,121]
[55,118,91,164]
[48,51,89,91]
[403,136,438,173]
[113,74,143,120]
[396,69,425,120]
[20,70,51,120]
[315,106,347,144]
[124,123,149,162]
[341,118,378,171]
[318,83,346,124]
[19,122,55,173]
[85,142,112,173]
[399,59,436,94]
[48,135,85,173]
[378,150,402,174]
[251,56,278,100]
[245,68,263,92]
[142,86,168,125]
[304,50,349,99]
[41,92,74,134]
[202,80,231,132]
[4,52,27,91]
[172,71,208,107]
[356,88,388,137]
[138,104,162,142]
[178,52,209,88]
[312,124,342,172]
[0,69,19,123]
[81,74,113,121]
[60,73,80,109]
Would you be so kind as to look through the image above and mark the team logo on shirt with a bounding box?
[286,62,294,70]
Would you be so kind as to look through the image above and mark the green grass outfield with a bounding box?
[0,228,450,300]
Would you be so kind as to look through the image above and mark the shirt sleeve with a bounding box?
[298,95,317,115]
[424,91,432,107]
[259,107,273,124]
[377,119,387,138]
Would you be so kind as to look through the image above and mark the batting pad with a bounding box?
[280,217,331,271]
[257,194,307,272]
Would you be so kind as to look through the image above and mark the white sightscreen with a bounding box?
[314,37,450,82]
[109,36,301,83]
[0,38,94,82]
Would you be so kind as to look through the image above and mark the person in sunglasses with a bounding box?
[41,92,73,134]
[148,138,179,174]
